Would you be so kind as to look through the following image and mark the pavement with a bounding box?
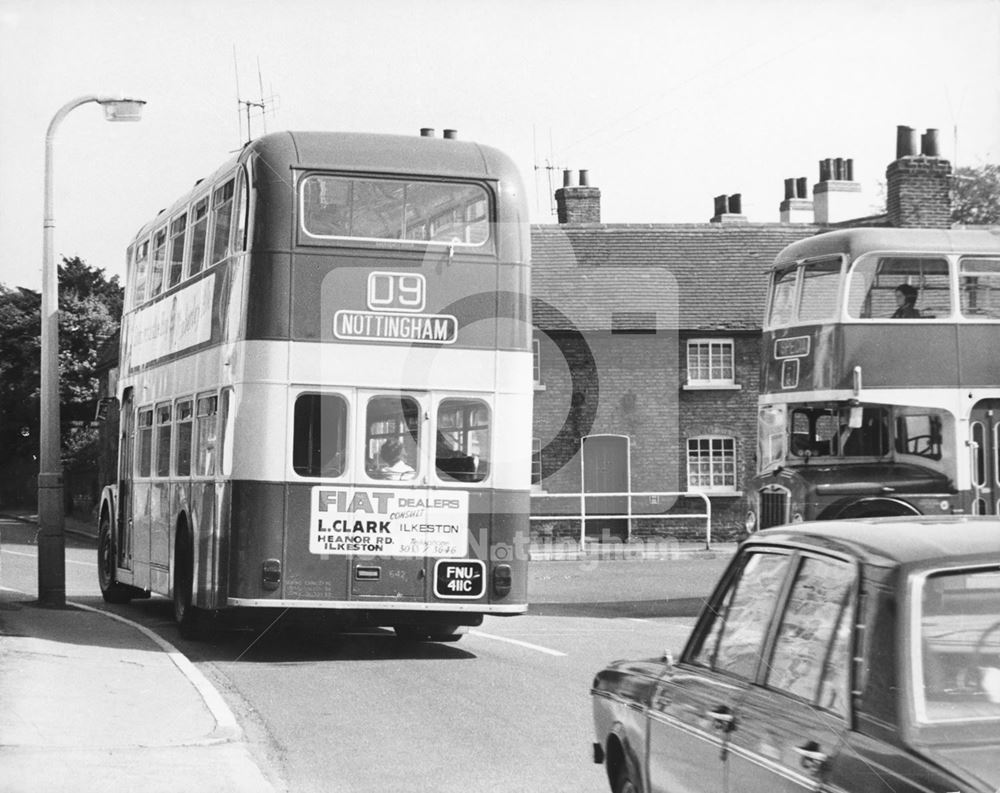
[0,509,737,792]
[0,511,281,792]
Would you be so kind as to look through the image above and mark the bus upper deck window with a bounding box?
[796,258,841,323]
[767,266,798,327]
[848,256,951,319]
[189,196,209,276]
[960,258,1000,319]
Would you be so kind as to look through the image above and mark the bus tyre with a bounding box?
[173,530,202,639]
[98,512,133,604]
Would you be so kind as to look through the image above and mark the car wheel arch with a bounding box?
[604,727,644,793]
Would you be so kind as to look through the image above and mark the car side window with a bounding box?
[691,551,792,680]
[765,555,855,715]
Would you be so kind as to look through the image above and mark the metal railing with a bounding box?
[530,490,713,551]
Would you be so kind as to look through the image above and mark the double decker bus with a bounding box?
[746,227,1000,532]
[97,130,532,639]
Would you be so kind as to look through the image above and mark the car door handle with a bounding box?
[708,706,735,732]
[794,741,828,771]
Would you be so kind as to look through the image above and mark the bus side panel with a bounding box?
[244,251,291,340]
[957,324,1000,387]
[228,480,291,601]
[471,489,530,606]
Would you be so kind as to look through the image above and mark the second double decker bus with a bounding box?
[97,130,532,639]
[747,227,1000,531]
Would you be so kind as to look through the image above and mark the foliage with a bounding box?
[952,164,1000,226]
[0,257,123,480]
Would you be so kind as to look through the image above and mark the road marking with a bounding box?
[1,548,95,567]
[468,629,567,657]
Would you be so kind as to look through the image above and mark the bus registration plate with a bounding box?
[310,487,469,557]
[434,559,486,599]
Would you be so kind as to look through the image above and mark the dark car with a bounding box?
[591,517,1000,793]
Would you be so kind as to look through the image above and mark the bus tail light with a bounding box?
[492,564,512,598]
[262,558,281,591]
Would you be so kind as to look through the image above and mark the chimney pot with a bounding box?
[819,159,830,182]
[834,157,845,180]
[796,176,808,198]
[784,178,795,200]
[845,159,854,181]
[896,125,917,158]
[562,169,574,187]
[420,127,435,138]
[728,193,742,214]
[579,169,590,187]
[921,129,940,157]
[714,195,728,216]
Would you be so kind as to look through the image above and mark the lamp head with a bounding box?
[99,97,146,122]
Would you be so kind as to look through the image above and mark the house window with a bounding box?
[686,338,735,387]
[687,436,737,492]
[531,438,542,486]
[532,337,542,385]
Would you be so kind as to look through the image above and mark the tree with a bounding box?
[952,164,1000,226]
[0,257,123,507]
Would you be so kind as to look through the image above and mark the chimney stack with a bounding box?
[813,156,864,224]
[886,125,952,228]
[555,169,601,224]
[710,193,747,224]
[780,176,814,223]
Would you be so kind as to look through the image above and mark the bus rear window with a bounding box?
[437,399,490,483]
[293,394,348,478]
[300,175,489,247]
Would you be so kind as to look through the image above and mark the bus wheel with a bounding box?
[393,625,465,643]
[173,530,202,638]
[98,512,133,604]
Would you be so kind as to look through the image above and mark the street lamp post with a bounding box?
[38,94,146,607]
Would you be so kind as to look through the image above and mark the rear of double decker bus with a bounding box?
[221,131,531,640]
[746,227,1000,532]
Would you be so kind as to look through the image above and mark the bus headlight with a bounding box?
[791,512,804,523]
[745,511,757,534]
[493,564,512,598]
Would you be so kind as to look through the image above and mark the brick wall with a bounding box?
[531,326,757,543]
[886,157,953,228]
[555,186,602,224]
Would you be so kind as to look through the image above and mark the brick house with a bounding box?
[529,125,954,543]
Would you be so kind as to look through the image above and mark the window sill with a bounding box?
[683,383,742,391]
[688,490,744,497]
[534,383,547,392]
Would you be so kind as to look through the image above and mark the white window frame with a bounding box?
[684,338,739,390]
[530,437,543,491]
[687,435,739,494]
[532,337,545,389]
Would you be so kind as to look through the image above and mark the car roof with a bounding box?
[750,516,1000,568]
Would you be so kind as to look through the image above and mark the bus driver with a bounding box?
[375,438,415,480]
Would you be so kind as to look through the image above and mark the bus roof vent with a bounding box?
[420,127,435,137]
[443,129,458,140]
